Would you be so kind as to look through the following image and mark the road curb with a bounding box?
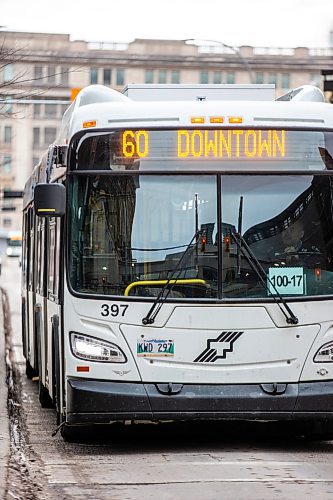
[0,287,10,499]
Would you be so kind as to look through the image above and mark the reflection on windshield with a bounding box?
[68,175,218,298]
[222,175,333,298]
[68,174,333,299]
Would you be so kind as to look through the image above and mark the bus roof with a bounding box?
[58,84,330,144]
[67,99,333,138]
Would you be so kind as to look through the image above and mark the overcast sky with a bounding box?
[1,0,333,48]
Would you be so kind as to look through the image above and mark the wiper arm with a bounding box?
[231,232,299,325]
[142,230,200,325]
[237,195,243,276]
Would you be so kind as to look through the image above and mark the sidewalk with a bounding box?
[0,288,10,499]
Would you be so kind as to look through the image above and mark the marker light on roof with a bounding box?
[191,117,205,124]
[228,117,243,124]
[209,117,224,124]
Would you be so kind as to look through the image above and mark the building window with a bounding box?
[47,66,56,84]
[2,99,12,114]
[60,67,69,85]
[255,72,264,84]
[3,218,11,227]
[33,103,42,118]
[4,126,12,144]
[3,64,13,82]
[33,127,40,147]
[116,69,124,86]
[268,73,277,85]
[213,71,222,84]
[158,70,167,84]
[226,72,235,84]
[171,70,180,84]
[45,103,57,117]
[309,73,320,86]
[90,68,98,85]
[3,155,11,173]
[200,71,209,84]
[34,66,44,81]
[103,69,112,85]
[281,73,290,89]
[44,127,57,145]
[145,69,154,84]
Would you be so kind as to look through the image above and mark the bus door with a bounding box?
[21,210,30,361]
[45,217,62,401]
[26,208,37,373]
[34,217,47,388]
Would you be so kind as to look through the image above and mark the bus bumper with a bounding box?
[66,378,333,424]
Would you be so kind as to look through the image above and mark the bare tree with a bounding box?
[0,33,77,118]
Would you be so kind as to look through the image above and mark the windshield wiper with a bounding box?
[231,232,299,325]
[142,230,201,325]
[236,195,243,276]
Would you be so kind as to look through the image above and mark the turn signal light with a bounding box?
[76,366,90,372]
[314,341,333,362]
[83,120,97,128]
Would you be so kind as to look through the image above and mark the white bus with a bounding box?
[22,83,333,440]
[6,231,22,258]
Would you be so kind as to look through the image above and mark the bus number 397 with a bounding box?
[101,304,129,317]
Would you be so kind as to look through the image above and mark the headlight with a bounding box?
[70,332,127,363]
[314,341,333,363]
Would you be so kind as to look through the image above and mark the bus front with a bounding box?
[63,105,333,437]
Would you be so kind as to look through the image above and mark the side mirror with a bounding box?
[34,183,65,217]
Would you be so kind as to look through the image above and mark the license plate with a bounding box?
[137,339,174,357]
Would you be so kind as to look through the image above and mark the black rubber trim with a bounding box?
[66,379,333,425]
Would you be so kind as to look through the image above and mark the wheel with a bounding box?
[60,424,82,442]
[25,359,35,379]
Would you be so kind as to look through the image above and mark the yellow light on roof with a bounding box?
[191,116,205,124]
[83,120,97,128]
[228,116,243,124]
[209,116,224,124]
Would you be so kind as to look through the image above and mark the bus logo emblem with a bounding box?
[194,331,243,363]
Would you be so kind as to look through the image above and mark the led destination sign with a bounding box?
[122,129,286,160]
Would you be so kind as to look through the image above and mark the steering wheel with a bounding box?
[278,251,322,266]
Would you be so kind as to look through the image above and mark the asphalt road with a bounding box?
[1,256,333,500]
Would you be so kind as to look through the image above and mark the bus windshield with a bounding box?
[68,170,333,300]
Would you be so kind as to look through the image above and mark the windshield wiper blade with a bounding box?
[237,195,243,276]
[142,230,201,325]
[231,232,299,325]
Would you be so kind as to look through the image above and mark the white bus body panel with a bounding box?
[63,290,333,386]
[68,100,333,139]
